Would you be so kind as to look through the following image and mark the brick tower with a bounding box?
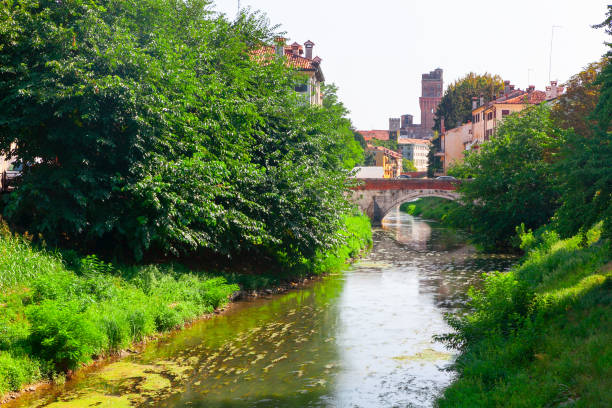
[419,68,443,137]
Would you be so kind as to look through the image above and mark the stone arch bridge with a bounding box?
[350,179,461,225]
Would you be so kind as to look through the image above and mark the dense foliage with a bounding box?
[402,159,417,172]
[554,52,612,244]
[448,105,561,250]
[436,224,611,407]
[550,59,607,138]
[0,0,363,263]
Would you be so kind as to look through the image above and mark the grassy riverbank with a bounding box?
[0,215,371,397]
[436,225,611,407]
[399,197,461,223]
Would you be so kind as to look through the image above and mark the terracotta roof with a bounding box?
[251,45,318,71]
[398,138,431,145]
[492,89,547,105]
[498,90,547,105]
[356,130,389,141]
[367,145,403,159]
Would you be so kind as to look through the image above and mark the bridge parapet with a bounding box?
[352,178,459,191]
[350,178,462,225]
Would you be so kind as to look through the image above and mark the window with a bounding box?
[294,83,308,93]
[487,112,493,120]
[502,109,510,117]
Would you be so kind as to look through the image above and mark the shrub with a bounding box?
[27,301,105,370]
[0,352,40,394]
[126,308,156,342]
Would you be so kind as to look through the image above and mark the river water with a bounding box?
[10,208,515,408]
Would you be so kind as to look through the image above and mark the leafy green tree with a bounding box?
[551,59,608,138]
[402,159,417,172]
[555,9,611,243]
[370,138,398,151]
[449,105,561,250]
[320,84,364,169]
[433,73,504,133]
[0,0,359,264]
[427,133,442,177]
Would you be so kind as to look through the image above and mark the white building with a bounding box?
[398,138,431,172]
[351,166,384,178]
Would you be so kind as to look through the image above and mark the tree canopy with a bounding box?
[448,105,561,250]
[433,73,504,133]
[554,10,612,243]
[551,59,608,138]
[0,0,363,263]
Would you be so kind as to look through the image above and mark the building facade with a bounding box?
[437,123,471,172]
[439,80,564,174]
[366,145,403,178]
[253,38,325,106]
[398,138,431,172]
[469,81,547,148]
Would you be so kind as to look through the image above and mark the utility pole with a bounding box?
[548,25,562,83]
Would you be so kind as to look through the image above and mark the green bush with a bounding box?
[27,301,105,371]
[437,224,612,407]
[0,352,41,395]
[126,308,156,343]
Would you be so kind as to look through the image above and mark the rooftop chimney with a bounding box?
[274,37,286,57]
[527,85,535,93]
[304,40,314,59]
[546,80,559,100]
[479,94,484,107]
[472,97,479,110]
[290,42,300,55]
[503,80,511,96]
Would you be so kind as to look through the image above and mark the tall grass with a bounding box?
[0,228,239,395]
[436,224,612,407]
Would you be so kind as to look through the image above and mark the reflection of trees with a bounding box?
[380,208,517,309]
[142,275,345,407]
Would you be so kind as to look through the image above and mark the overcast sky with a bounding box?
[214,0,609,130]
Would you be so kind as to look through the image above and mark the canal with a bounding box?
[10,208,515,408]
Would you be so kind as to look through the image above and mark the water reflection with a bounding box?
[10,209,515,408]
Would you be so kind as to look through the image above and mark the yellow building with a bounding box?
[366,145,403,178]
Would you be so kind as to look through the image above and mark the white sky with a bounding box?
[214,0,609,130]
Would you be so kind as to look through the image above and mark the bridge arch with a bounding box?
[349,179,462,226]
